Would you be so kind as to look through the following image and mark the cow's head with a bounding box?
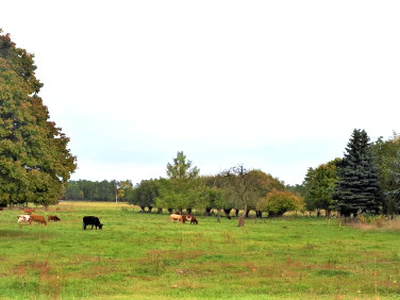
[99,223,103,229]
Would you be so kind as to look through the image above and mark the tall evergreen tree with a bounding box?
[0,30,76,207]
[334,129,382,217]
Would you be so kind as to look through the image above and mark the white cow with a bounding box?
[17,215,31,223]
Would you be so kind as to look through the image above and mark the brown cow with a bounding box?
[29,215,47,226]
[48,215,60,222]
[183,215,198,225]
[24,208,35,214]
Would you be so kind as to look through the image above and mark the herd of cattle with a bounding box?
[17,209,60,226]
[16,208,103,229]
[13,208,198,229]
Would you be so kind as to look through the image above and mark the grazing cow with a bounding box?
[170,214,184,223]
[183,215,198,225]
[29,214,47,226]
[83,216,103,230]
[18,215,31,224]
[24,208,35,214]
[48,215,60,222]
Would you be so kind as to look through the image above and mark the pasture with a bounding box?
[0,202,400,299]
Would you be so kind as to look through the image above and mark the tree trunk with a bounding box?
[205,207,212,216]
[326,209,331,218]
[238,204,247,227]
[238,211,245,227]
[223,208,232,220]
[217,209,221,222]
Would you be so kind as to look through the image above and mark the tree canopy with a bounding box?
[0,30,76,207]
[303,159,339,216]
[156,151,206,212]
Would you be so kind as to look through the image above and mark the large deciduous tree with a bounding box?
[248,170,285,217]
[370,132,400,215]
[384,150,400,215]
[303,159,339,217]
[219,165,259,227]
[334,129,382,217]
[0,30,76,207]
[127,179,160,212]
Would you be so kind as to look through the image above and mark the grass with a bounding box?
[1,202,400,299]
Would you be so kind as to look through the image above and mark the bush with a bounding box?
[257,189,303,217]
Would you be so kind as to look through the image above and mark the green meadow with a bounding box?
[1,202,400,299]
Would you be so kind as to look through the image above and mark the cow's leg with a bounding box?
[83,222,86,230]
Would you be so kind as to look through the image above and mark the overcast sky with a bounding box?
[2,1,399,185]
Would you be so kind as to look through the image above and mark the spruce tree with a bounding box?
[334,129,382,217]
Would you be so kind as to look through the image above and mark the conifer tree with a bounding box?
[334,129,382,217]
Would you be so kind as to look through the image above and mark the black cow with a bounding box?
[83,216,103,230]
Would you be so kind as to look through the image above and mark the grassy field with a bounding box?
[1,202,400,299]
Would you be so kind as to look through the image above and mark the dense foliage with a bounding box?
[156,151,206,212]
[257,188,302,217]
[0,30,76,207]
[303,159,339,217]
[334,129,382,217]
[370,133,400,215]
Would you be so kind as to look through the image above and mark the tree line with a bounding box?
[63,130,400,226]
[62,152,301,227]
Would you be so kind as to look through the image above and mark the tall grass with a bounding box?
[1,202,399,299]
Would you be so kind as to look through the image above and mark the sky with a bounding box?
[1,1,399,185]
